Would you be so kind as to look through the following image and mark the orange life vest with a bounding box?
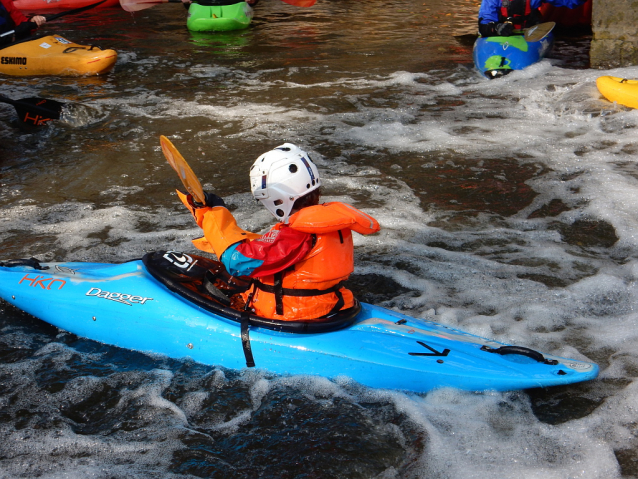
[248,202,380,320]
[178,191,380,321]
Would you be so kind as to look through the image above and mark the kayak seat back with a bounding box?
[143,251,361,333]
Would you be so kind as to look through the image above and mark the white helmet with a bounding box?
[249,143,321,223]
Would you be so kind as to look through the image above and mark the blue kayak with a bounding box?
[0,251,598,393]
[473,32,554,78]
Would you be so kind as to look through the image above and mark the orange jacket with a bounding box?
[179,191,380,320]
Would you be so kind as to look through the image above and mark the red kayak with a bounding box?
[14,0,118,11]
[540,0,591,27]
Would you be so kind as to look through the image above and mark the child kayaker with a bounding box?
[0,0,46,45]
[179,143,380,321]
[477,0,586,37]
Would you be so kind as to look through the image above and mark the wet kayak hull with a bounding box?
[0,253,598,393]
[596,76,638,109]
[13,0,118,11]
[0,35,116,76]
[187,2,253,32]
[473,33,554,79]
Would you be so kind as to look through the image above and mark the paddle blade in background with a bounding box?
[0,95,63,127]
[14,98,63,126]
[280,0,316,7]
[524,22,555,42]
[160,135,206,204]
[120,0,179,12]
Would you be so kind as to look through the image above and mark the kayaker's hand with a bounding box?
[30,16,46,27]
[13,20,38,35]
[495,22,513,37]
[188,192,226,209]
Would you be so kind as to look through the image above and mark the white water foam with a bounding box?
[3,54,638,477]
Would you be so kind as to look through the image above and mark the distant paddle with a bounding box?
[120,0,313,12]
[523,22,555,42]
[0,0,107,38]
[160,135,206,204]
[457,21,556,45]
[0,94,63,126]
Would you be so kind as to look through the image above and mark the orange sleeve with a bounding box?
[177,190,260,256]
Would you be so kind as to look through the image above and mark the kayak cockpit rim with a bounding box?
[141,252,361,334]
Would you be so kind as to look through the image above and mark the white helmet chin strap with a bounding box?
[249,143,321,223]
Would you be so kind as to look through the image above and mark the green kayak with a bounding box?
[187,1,253,32]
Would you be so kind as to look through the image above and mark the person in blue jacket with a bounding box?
[0,0,46,45]
[478,0,587,37]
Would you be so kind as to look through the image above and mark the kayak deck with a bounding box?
[0,35,117,76]
[473,33,554,79]
[0,252,599,393]
[187,2,253,32]
[596,76,638,109]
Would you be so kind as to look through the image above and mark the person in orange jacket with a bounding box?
[179,143,380,321]
[0,0,46,45]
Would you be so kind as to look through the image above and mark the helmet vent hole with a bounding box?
[275,209,285,217]
[289,164,298,173]
[311,180,315,186]
[274,199,283,206]
[306,183,311,189]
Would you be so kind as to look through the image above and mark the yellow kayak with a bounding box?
[0,35,117,77]
[596,76,638,109]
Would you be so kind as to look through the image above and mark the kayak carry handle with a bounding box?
[480,345,558,365]
[0,258,48,270]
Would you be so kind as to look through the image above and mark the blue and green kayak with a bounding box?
[187,0,253,32]
[473,32,554,79]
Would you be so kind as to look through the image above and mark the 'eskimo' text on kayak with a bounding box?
[86,287,153,306]
[1,57,27,65]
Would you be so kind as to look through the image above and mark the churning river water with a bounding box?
[2,0,638,477]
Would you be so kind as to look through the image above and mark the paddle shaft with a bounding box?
[0,0,106,38]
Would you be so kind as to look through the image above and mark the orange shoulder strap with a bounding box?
[289,202,380,235]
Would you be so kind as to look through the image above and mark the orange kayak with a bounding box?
[0,35,117,76]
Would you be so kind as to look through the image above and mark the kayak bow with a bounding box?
[0,35,116,76]
[473,32,554,79]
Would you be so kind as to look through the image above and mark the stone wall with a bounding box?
[590,0,638,68]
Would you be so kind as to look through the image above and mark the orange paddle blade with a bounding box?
[160,135,205,204]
